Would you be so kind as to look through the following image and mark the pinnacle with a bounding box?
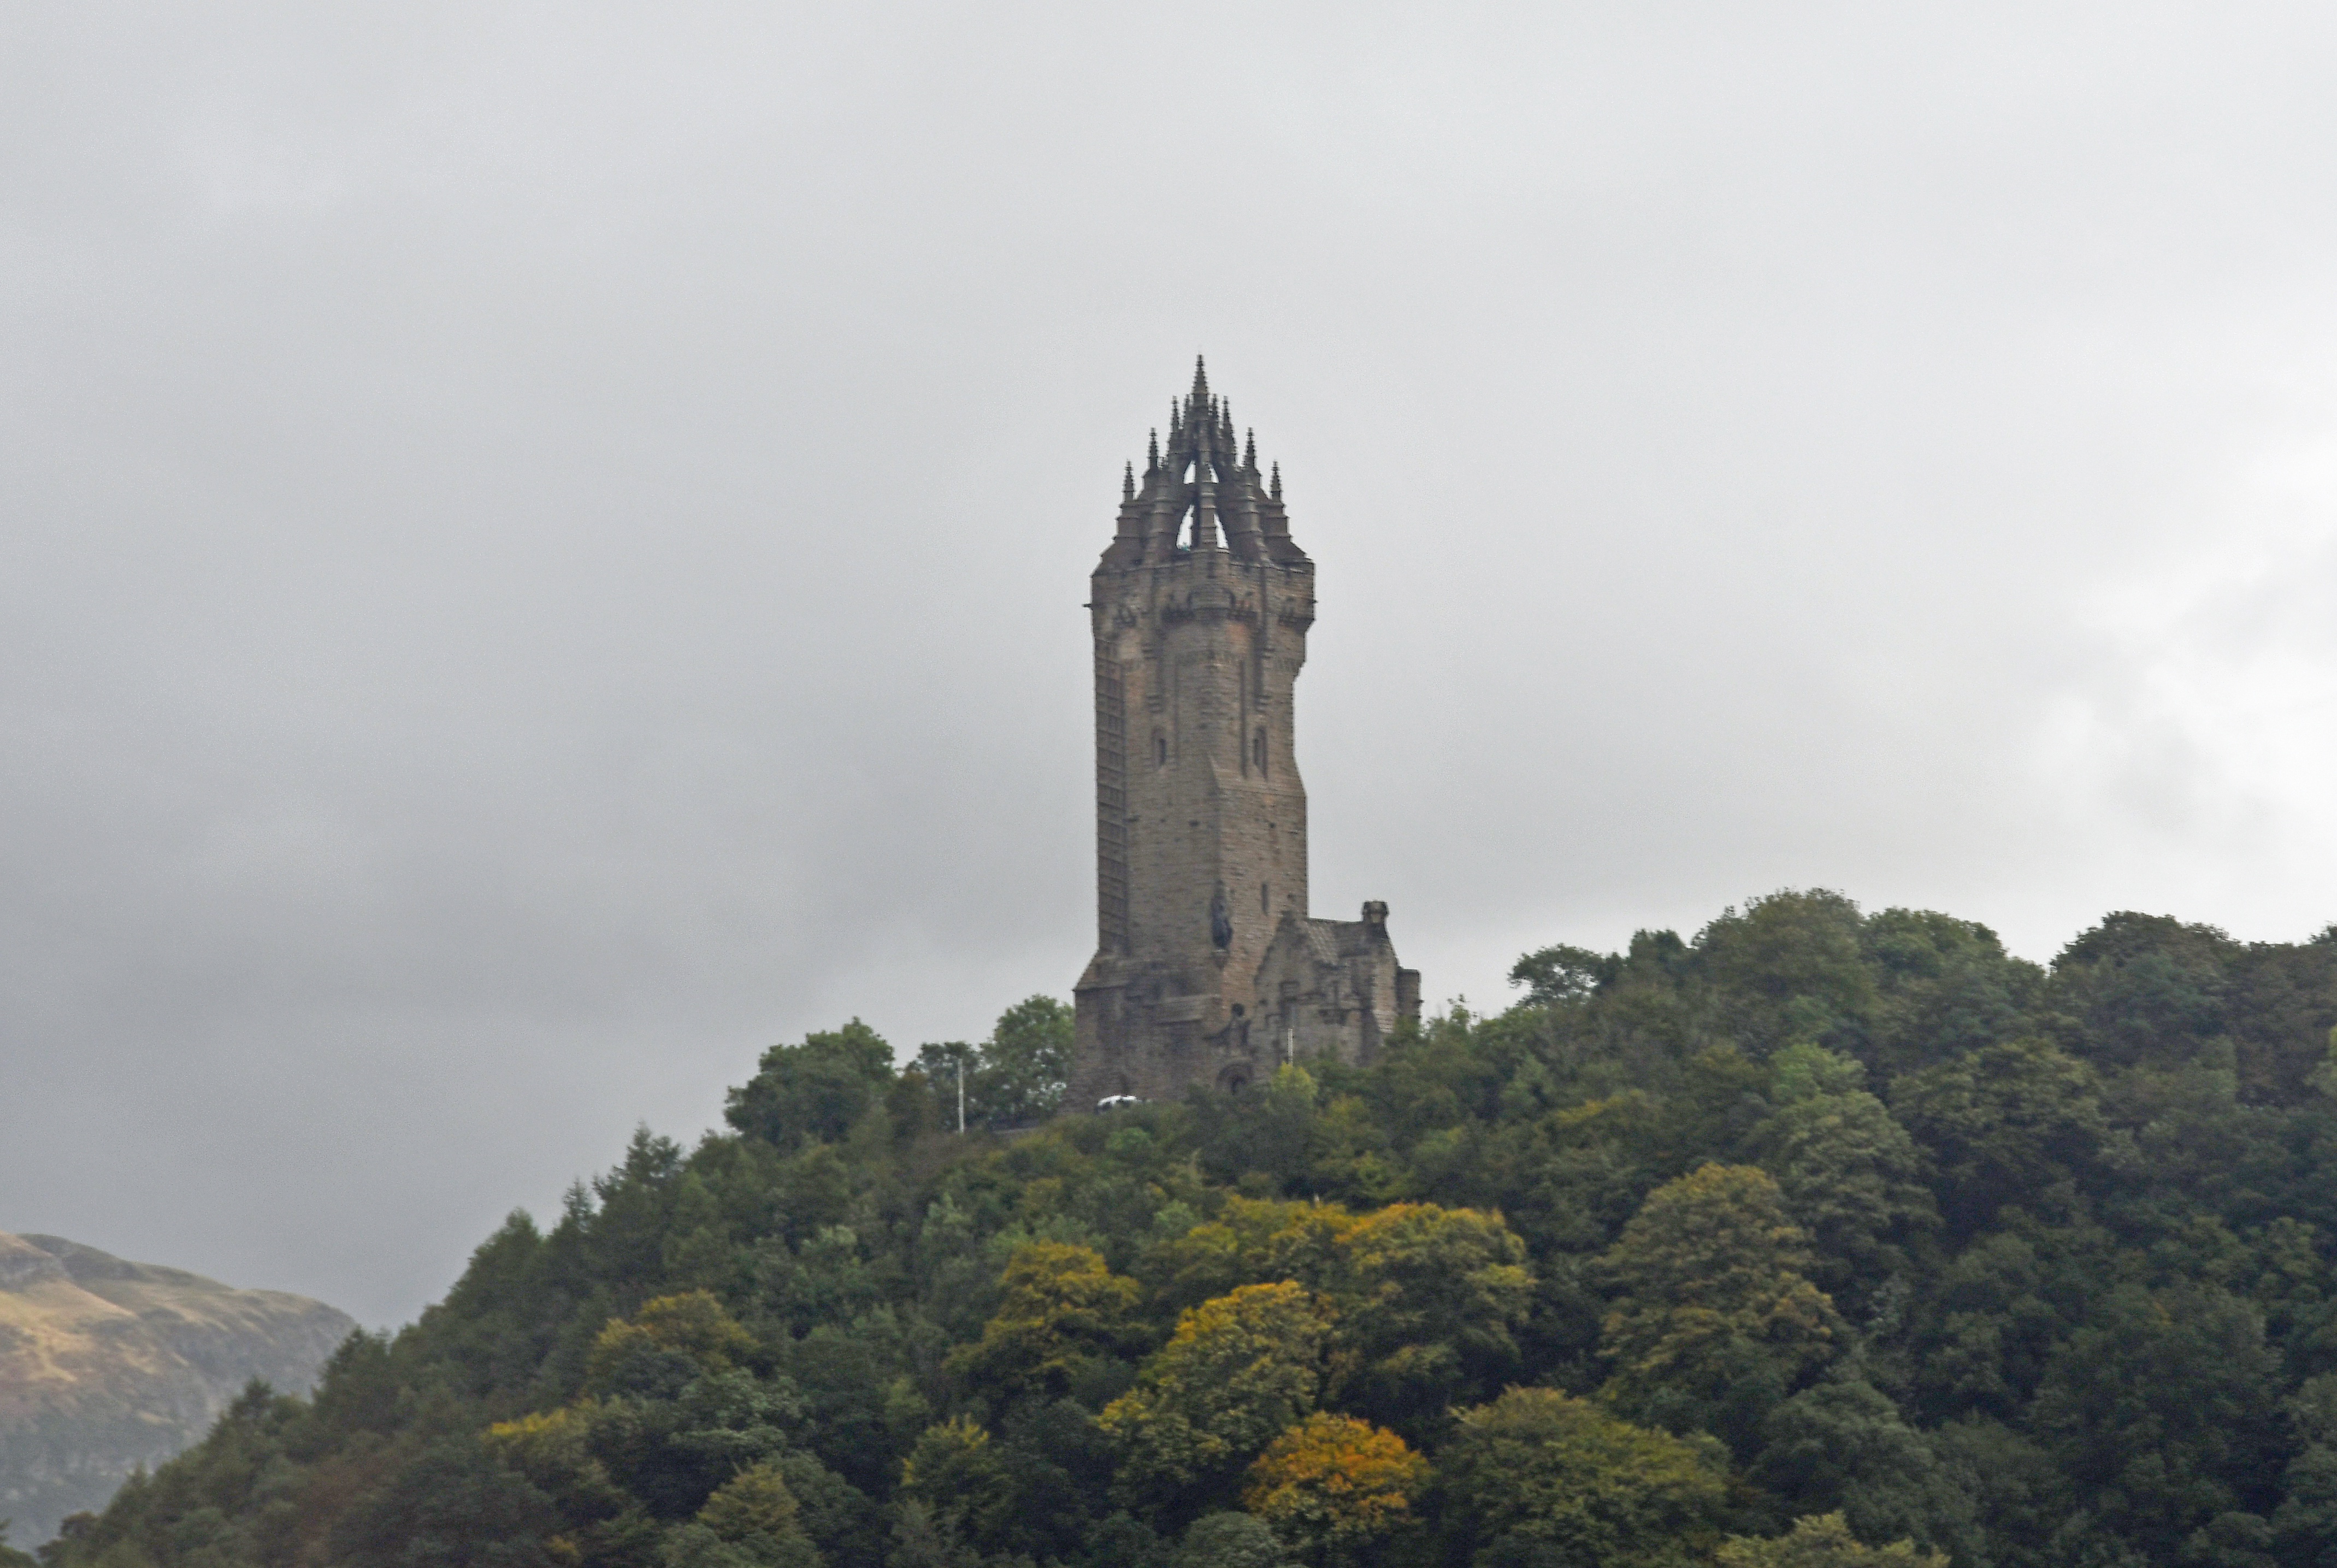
[1191,355,1209,403]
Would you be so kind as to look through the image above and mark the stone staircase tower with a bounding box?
[1069,361,1417,1107]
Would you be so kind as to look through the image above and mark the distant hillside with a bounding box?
[0,1231,355,1543]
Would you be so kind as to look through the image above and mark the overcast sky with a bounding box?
[5,2,2336,1328]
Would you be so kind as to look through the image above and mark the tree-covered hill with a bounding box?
[30,893,2337,1568]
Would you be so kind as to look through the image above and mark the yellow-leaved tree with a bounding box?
[585,1288,759,1395]
[1099,1281,1330,1513]
[1714,1513,1947,1567]
[948,1241,1144,1407]
[1241,1412,1426,1566]
[1138,1198,1534,1436]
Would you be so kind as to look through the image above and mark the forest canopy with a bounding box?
[36,894,2337,1568]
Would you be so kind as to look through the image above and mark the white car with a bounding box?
[1095,1095,1147,1112]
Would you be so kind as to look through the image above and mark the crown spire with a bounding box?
[1096,366,1306,575]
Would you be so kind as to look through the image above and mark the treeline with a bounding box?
[32,893,2337,1568]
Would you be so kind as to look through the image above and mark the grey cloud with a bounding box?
[4,2,2335,1324]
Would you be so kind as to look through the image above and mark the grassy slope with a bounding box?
[0,1232,355,1542]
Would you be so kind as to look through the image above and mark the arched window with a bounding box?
[1252,731,1267,772]
[1154,732,1168,767]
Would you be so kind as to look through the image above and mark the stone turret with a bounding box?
[1070,361,1418,1106]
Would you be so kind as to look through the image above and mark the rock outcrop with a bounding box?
[0,1231,355,1545]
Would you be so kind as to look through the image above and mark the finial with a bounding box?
[1270,462,1282,501]
[1170,399,1182,434]
[1192,355,1209,402]
[1123,461,1135,500]
[1147,429,1160,473]
[1243,429,1256,471]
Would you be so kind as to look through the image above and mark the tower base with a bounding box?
[1069,903,1420,1110]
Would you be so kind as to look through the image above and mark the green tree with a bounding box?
[782,1313,929,1497]
[1172,1512,1286,1568]
[982,995,1075,1126]
[1319,1204,1533,1436]
[1926,1418,2068,1568]
[917,999,1074,1130]
[587,1289,760,1395]
[769,1453,878,1568]
[2047,912,2234,1071]
[1190,1065,1324,1193]
[1714,1513,1946,1567]
[885,1500,975,1568]
[725,1021,894,1152]
[899,1418,1014,1551]
[2272,1375,2337,1564]
[1598,1164,1843,1452]
[1896,1228,2072,1425]
[327,1437,561,1568]
[1752,1376,1975,1561]
[694,1460,822,1568]
[589,1368,804,1522]
[1890,1037,2110,1232]
[914,1041,979,1133]
[1697,890,1878,1053]
[485,1404,632,1527]
[1433,1387,1730,1568]
[2031,1282,2284,1560]
[1099,1282,1330,1515]
[1748,1045,1937,1296]
[1860,908,2038,1075]
[1509,944,1615,1007]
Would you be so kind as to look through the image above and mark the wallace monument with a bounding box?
[1070,362,1420,1106]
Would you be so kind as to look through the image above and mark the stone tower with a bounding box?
[1070,361,1419,1107]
